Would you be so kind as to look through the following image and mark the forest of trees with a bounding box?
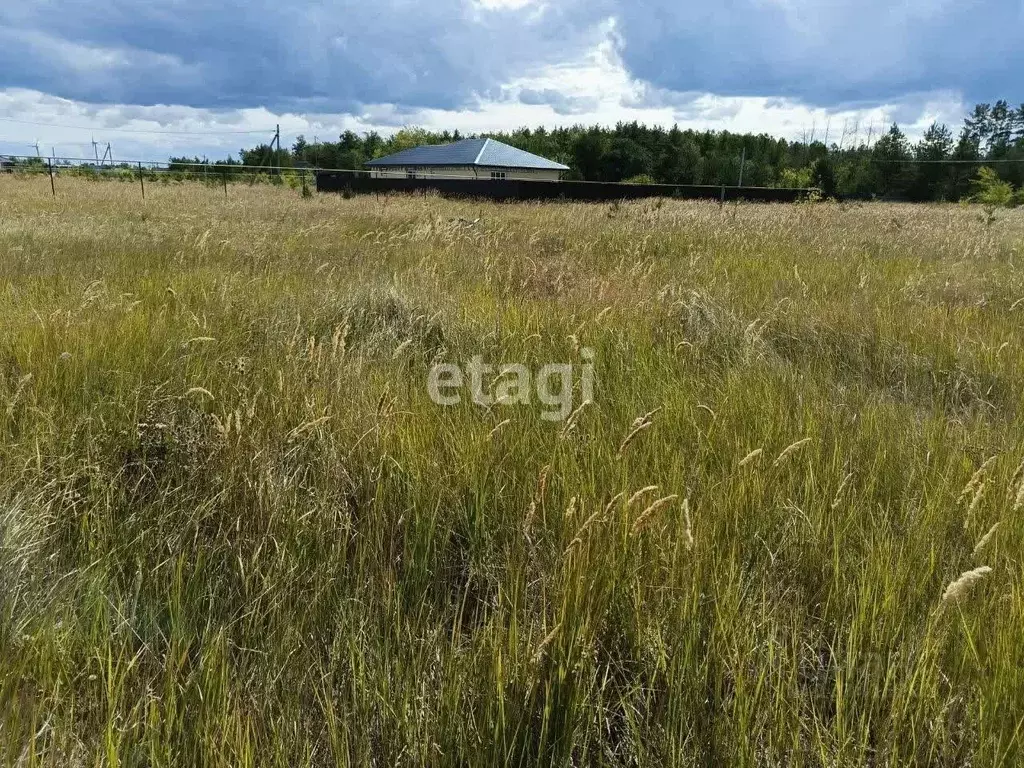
[209,100,1023,202]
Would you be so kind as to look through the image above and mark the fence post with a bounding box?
[47,159,55,198]
[223,171,228,197]
[138,162,145,199]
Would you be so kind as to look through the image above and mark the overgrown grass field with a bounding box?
[2,177,1024,766]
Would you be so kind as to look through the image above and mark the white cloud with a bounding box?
[473,0,543,10]
[0,29,968,163]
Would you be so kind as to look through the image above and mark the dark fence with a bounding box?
[316,173,816,203]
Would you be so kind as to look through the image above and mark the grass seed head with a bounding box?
[1009,455,1024,496]
[618,421,653,457]
[941,566,992,604]
[832,472,854,509]
[738,448,763,468]
[773,437,812,468]
[559,400,591,440]
[958,455,997,505]
[392,338,414,359]
[630,407,663,430]
[186,387,215,401]
[965,481,986,528]
[602,491,627,516]
[973,523,1000,556]
[683,498,694,551]
[565,495,578,519]
[536,464,550,502]
[631,495,678,537]
[524,500,536,535]
[1013,481,1024,513]
[627,486,660,508]
[564,505,607,555]
[488,418,512,440]
[532,622,562,665]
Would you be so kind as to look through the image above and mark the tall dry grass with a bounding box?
[2,176,1024,765]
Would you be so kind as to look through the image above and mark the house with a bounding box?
[365,138,569,181]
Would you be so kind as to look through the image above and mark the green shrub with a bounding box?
[779,166,814,189]
[967,167,1016,225]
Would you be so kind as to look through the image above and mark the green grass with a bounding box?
[2,176,1024,766]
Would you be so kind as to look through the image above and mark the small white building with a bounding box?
[365,138,568,181]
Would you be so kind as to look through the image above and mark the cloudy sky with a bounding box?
[0,0,1020,161]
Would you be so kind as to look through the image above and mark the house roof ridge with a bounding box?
[364,136,569,171]
[472,138,490,166]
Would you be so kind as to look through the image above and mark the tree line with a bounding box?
[221,100,1024,202]
[4,100,1021,202]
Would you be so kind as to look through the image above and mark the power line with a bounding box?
[0,153,332,172]
[867,156,1024,165]
[0,116,275,136]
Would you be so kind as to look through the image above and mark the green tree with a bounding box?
[811,157,837,197]
[779,166,814,189]
[601,137,653,182]
[571,130,607,181]
[223,97,1024,200]
[910,123,953,201]
[384,127,440,156]
[337,131,365,170]
[872,124,912,197]
[968,166,1016,225]
[657,131,702,184]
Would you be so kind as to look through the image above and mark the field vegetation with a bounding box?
[2,177,1024,765]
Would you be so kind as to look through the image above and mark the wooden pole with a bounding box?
[138,161,145,199]
[47,159,55,197]
[274,124,281,176]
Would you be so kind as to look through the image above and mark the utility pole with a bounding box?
[33,141,40,157]
[274,124,281,175]
[92,136,100,163]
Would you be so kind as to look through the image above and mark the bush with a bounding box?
[623,174,656,185]
[967,167,1016,225]
[969,167,1014,208]
[779,166,814,189]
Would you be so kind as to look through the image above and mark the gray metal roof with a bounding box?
[365,138,569,171]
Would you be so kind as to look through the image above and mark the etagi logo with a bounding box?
[427,349,595,421]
